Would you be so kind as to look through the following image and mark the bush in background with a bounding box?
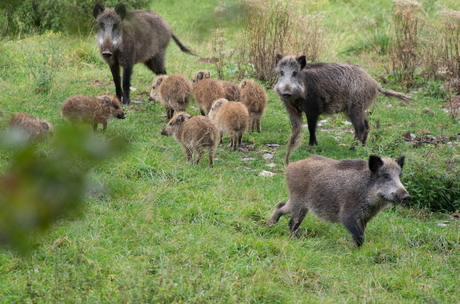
[0,0,150,37]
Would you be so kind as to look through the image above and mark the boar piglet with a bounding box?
[208,98,249,151]
[160,112,218,167]
[61,95,126,131]
[8,113,53,142]
[149,74,192,119]
[268,155,411,247]
[192,71,226,115]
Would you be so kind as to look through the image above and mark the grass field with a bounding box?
[0,0,459,302]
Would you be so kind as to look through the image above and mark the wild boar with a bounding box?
[220,80,241,102]
[192,71,226,115]
[239,79,268,132]
[275,54,412,164]
[93,3,195,105]
[149,74,192,119]
[7,113,53,142]
[160,112,218,167]
[208,98,249,151]
[61,95,126,131]
[268,155,411,247]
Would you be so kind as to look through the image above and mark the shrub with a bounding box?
[236,0,325,85]
[405,150,460,212]
[391,0,423,85]
[0,0,151,37]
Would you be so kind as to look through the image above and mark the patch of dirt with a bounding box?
[197,57,219,64]
[402,131,457,148]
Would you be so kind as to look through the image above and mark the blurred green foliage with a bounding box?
[0,0,151,37]
[0,125,126,255]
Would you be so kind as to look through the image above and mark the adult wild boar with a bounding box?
[268,155,411,247]
[275,54,411,164]
[93,3,195,105]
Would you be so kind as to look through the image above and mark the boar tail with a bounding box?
[378,87,412,102]
[172,34,196,56]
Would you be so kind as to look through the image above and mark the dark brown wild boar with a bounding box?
[208,98,249,151]
[160,112,218,167]
[268,155,411,247]
[93,3,195,105]
[275,54,412,164]
[8,113,53,142]
[61,95,126,131]
[239,79,267,133]
[149,74,192,119]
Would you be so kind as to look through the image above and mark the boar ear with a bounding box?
[103,96,111,106]
[205,71,211,78]
[197,71,204,81]
[93,3,104,19]
[241,80,247,88]
[368,155,384,173]
[115,3,127,20]
[157,77,163,85]
[275,54,283,65]
[297,55,307,70]
[40,122,50,131]
[396,156,405,169]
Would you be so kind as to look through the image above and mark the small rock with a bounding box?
[259,170,275,177]
[263,153,273,160]
[242,157,256,161]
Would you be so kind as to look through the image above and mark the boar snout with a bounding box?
[117,113,126,119]
[400,192,411,204]
[160,129,167,136]
[102,51,113,58]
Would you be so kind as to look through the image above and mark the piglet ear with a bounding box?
[115,3,127,20]
[368,155,384,173]
[297,55,307,70]
[93,3,104,19]
[396,156,405,169]
[275,54,283,65]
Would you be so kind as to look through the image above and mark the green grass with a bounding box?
[0,0,459,302]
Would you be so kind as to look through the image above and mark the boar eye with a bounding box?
[113,105,119,109]
[280,71,284,76]
[292,71,297,77]
[383,173,390,179]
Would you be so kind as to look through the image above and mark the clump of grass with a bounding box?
[20,32,62,94]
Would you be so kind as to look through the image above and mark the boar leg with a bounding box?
[109,64,122,103]
[268,201,289,225]
[237,132,243,148]
[208,148,214,167]
[121,65,133,105]
[145,56,167,75]
[184,147,193,163]
[288,202,308,236]
[289,207,308,236]
[256,116,262,133]
[285,106,303,165]
[194,147,204,165]
[343,217,365,247]
[349,109,369,145]
[305,111,319,146]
